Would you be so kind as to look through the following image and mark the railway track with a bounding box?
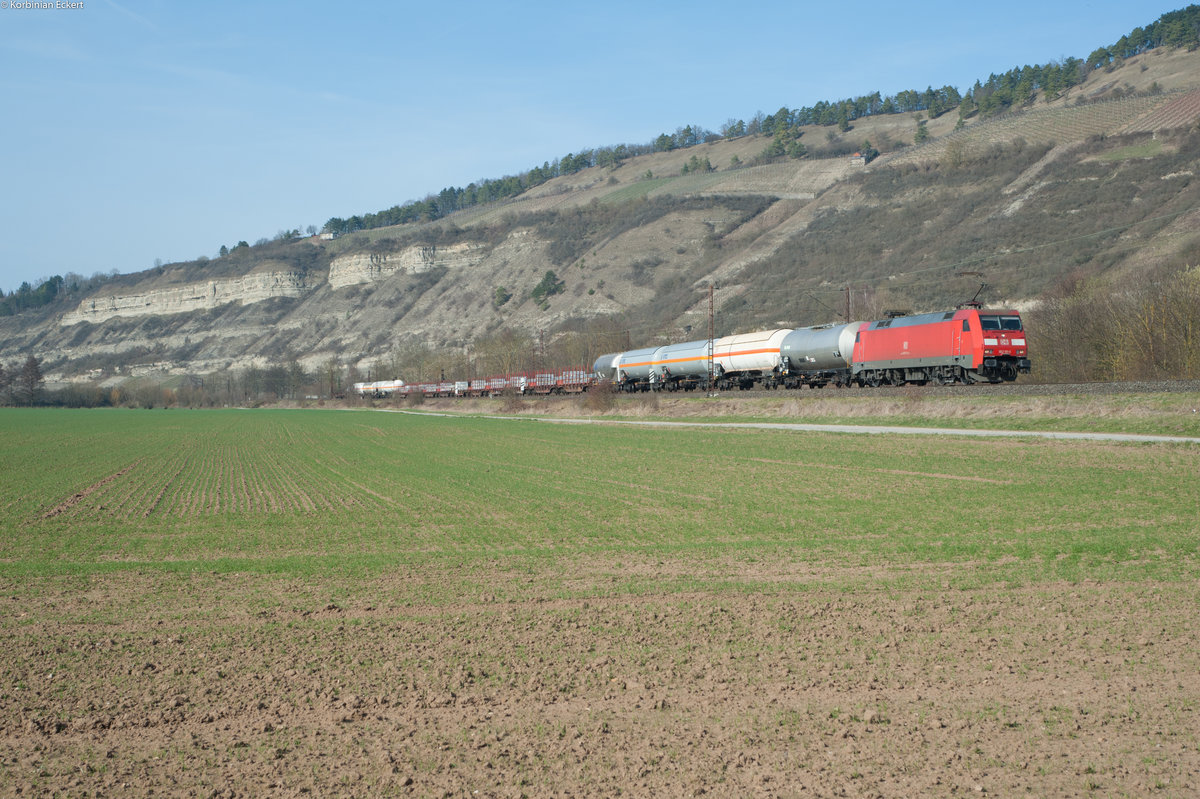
[723,379,1200,398]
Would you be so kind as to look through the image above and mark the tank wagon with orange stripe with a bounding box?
[596,330,799,391]
[594,321,869,391]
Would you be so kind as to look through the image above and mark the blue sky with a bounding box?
[0,0,1175,293]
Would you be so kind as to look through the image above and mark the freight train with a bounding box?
[353,307,1031,398]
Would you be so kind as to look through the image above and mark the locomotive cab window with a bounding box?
[980,316,1001,330]
[1001,316,1023,331]
[962,319,970,332]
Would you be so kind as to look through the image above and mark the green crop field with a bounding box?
[2,407,1196,587]
[3,406,1199,796]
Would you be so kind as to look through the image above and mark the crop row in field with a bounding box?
[1,407,1197,584]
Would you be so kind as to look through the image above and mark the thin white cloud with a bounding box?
[104,0,157,31]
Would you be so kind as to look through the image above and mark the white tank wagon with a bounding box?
[610,344,668,389]
[655,338,714,390]
[353,379,406,397]
[711,328,791,389]
[601,338,717,392]
[598,327,797,391]
[776,321,866,388]
[602,339,715,392]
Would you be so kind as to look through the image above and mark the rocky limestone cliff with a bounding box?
[328,241,487,288]
[56,240,490,329]
[61,270,317,326]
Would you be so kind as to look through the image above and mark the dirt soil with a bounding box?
[3,561,1198,798]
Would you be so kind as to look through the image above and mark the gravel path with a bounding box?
[533,416,1200,444]
[867,379,1200,397]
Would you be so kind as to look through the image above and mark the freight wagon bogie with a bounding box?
[771,368,853,389]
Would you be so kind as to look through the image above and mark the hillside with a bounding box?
[1,45,1199,388]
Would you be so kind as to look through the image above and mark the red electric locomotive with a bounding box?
[852,308,1031,386]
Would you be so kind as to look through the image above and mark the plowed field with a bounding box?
[2,407,1198,797]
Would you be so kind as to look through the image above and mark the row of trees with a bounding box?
[964,60,1091,118]
[1029,264,1200,383]
[322,142,664,235]
[0,321,629,410]
[3,357,346,410]
[1,271,120,317]
[754,85,965,136]
[1088,5,1200,68]
[0,276,62,315]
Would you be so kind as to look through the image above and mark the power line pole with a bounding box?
[707,283,715,394]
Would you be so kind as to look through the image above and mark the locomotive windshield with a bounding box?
[979,314,1022,331]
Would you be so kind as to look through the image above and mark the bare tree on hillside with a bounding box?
[12,355,44,406]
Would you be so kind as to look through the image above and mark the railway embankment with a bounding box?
[365,380,1200,440]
